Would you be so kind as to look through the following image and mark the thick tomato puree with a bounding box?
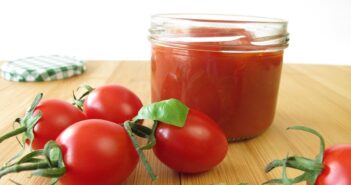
[151,28,283,140]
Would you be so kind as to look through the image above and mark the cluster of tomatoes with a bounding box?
[0,84,228,185]
[1,84,350,185]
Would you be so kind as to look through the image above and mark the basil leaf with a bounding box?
[135,99,189,127]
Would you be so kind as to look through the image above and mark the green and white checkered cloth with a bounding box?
[1,55,86,82]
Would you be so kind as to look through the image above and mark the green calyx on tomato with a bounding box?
[128,98,189,151]
[0,93,43,150]
[72,85,95,111]
[263,126,325,185]
[0,93,86,151]
[0,141,65,185]
[123,98,190,181]
[128,98,189,150]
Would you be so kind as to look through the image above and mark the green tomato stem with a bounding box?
[287,126,325,163]
[123,121,157,181]
[0,161,50,178]
[72,85,95,111]
[0,141,65,185]
[264,126,327,185]
[0,93,43,150]
[139,121,158,150]
[265,156,323,173]
[281,157,292,185]
[0,126,27,143]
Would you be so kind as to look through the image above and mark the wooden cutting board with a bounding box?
[0,61,350,185]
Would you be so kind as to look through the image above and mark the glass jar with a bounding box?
[149,14,289,141]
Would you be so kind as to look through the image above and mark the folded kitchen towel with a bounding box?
[1,55,86,82]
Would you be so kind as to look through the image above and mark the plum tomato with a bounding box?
[31,99,86,149]
[152,109,228,173]
[56,119,139,185]
[83,85,143,124]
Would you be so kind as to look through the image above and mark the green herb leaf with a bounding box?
[134,99,189,127]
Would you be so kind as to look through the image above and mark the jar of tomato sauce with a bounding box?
[149,14,289,141]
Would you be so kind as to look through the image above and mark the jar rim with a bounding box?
[150,14,289,53]
[151,14,288,24]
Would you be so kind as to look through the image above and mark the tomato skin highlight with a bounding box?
[153,109,228,173]
[315,145,351,185]
[83,85,143,124]
[56,119,139,185]
[31,99,86,149]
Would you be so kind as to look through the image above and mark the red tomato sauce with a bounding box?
[151,26,284,141]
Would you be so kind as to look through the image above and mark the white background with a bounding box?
[0,0,350,65]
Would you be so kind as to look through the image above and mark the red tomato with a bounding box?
[153,109,228,173]
[56,119,139,185]
[315,145,351,185]
[31,99,86,149]
[83,85,143,124]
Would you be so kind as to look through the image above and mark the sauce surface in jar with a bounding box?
[150,14,289,141]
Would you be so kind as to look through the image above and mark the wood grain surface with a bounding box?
[0,61,350,185]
